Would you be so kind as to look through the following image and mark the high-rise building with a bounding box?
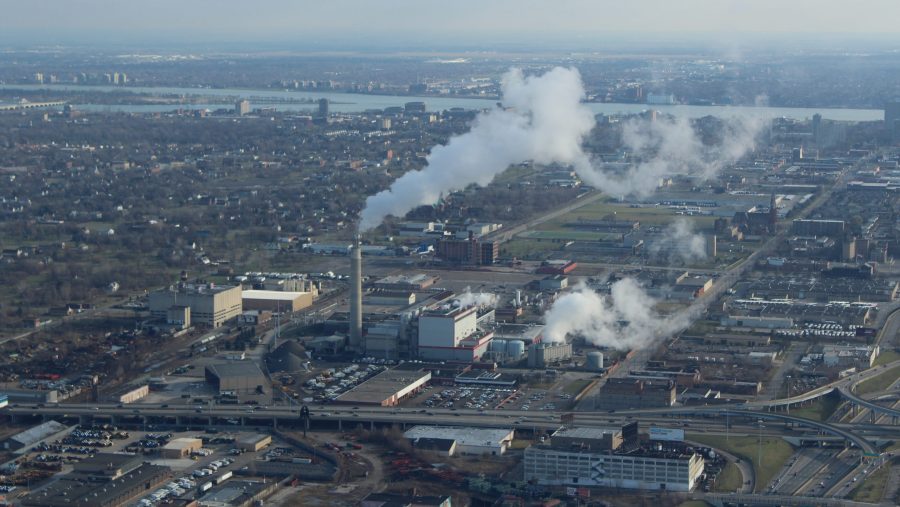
[235,100,250,116]
[886,101,900,141]
[318,98,329,118]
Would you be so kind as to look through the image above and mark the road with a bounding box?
[481,189,607,243]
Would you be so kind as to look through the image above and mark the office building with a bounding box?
[524,427,704,492]
[236,99,250,116]
[436,236,498,265]
[149,284,242,328]
[318,98,329,117]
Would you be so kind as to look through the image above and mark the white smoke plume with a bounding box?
[649,218,707,264]
[575,112,766,197]
[543,279,691,351]
[359,67,768,231]
[454,287,498,308]
[358,67,594,231]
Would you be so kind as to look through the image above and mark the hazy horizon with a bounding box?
[2,0,900,52]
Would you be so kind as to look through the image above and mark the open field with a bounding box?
[688,434,794,493]
[713,462,743,492]
[856,365,900,395]
[789,395,842,422]
[849,459,892,503]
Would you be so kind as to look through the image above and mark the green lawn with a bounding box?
[713,461,743,492]
[562,379,593,395]
[678,501,712,507]
[789,395,842,422]
[688,434,794,493]
[874,349,900,367]
[856,365,900,395]
[849,459,892,503]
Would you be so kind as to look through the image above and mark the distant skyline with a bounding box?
[2,0,900,50]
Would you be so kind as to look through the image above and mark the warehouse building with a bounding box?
[595,378,676,410]
[4,420,70,452]
[205,362,268,395]
[22,464,171,507]
[404,425,514,456]
[524,427,704,491]
[149,283,242,328]
[372,273,438,291]
[336,366,431,406]
[73,453,145,480]
[237,434,272,452]
[161,437,203,458]
[241,289,313,313]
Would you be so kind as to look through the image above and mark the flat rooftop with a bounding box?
[336,367,430,404]
[552,427,621,440]
[241,290,309,300]
[404,425,512,447]
[205,361,266,379]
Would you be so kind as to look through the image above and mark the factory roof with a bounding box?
[404,425,513,448]
[552,427,621,440]
[336,367,430,404]
[374,273,435,286]
[205,361,266,379]
[7,420,68,448]
[162,437,202,450]
[241,289,309,301]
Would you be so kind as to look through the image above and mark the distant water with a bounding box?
[0,83,885,121]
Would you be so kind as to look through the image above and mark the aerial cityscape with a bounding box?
[2,2,900,507]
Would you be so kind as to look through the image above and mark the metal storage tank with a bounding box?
[507,340,525,357]
[490,339,507,352]
[586,351,604,370]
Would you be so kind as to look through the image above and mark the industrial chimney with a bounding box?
[349,234,363,351]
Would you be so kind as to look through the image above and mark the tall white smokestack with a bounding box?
[349,234,363,351]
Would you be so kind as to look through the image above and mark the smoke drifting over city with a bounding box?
[356,66,768,352]
[543,279,692,351]
[577,112,766,197]
[650,218,708,264]
[453,287,498,308]
[358,67,594,231]
[359,66,766,231]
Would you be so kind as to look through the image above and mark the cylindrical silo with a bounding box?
[586,351,604,370]
[490,339,507,352]
[507,340,525,358]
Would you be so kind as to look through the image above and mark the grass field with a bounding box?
[849,459,892,503]
[713,461,743,492]
[856,365,900,395]
[678,501,712,507]
[562,379,593,395]
[874,349,900,367]
[789,395,842,422]
[688,434,794,493]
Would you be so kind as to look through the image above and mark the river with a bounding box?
[0,83,885,121]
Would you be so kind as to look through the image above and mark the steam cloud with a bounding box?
[543,279,691,350]
[454,287,498,308]
[575,113,766,197]
[358,67,594,231]
[649,218,708,264]
[358,66,768,231]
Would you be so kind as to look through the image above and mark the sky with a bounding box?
[2,0,900,49]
